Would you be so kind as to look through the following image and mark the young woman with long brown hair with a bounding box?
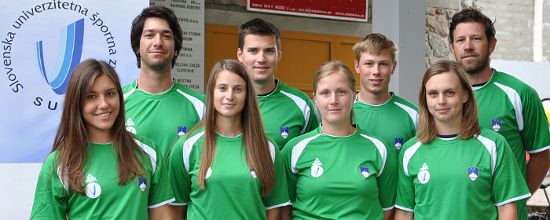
[395,60,530,220]
[30,59,173,219]
[168,59,289,220]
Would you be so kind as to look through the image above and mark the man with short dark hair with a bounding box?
[123,5,205,158]
[237,18,318,149]
[449,7,550,219]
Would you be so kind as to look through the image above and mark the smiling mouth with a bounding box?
[95,112,112,118]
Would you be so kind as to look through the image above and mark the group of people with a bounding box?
[29,5,550,220]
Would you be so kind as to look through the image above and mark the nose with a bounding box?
[464,38,474,51]
[152,34,163,47]
[98,96,109,109]
[225,89,235,100]
[329,92,338,105]
[257,51,266,62]
[437,94,447,105]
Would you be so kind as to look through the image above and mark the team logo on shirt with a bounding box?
[250,170,257,178]
[360,166,370,178]
[85,174,101,199]
[280,126,289,139]
[468,167,479,181]
[491,119,502,132]
[417,163,430,184]
[205,167,212,179]
[138,176,147,192]
[177,126,187,137]
[394,137,404,150]
[126,118,137,134]
[311,158,324,178]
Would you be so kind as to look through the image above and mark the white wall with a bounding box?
[492,59,550,99]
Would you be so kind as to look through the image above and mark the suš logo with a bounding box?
[36,18,84,95]
[2,2,120,112]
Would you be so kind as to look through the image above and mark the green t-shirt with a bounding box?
[473,70,550,219]
[123,81,205,157]
[30,137,174,219]
[168,128,290,220]
[282,126,397,220]
[258,80,318,149]
[396,129,530,220]
[353,93,418,151]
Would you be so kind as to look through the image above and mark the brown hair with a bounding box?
[352,33,399,63]
[417,60,480,143]
[197,59,275,196]
[449,6,495,43]
[312,60,357,123]
[130,5,183,68]
[52,59,144,194]
[238,18,281,52]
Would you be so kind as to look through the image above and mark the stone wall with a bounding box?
[426,0,540,66]
[426,7,457,66]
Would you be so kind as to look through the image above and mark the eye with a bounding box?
[107,91,117,97]
[427,91,437,97]
[87,94,97,99]
[446,91,456,96]
[216,85,227,92]
[234,87,243,93]
[247,48,257,54]
[163,33,173,39]
[265,48,276,54]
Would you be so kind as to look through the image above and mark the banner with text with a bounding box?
[0,0,148,163]
[247,0,368,22]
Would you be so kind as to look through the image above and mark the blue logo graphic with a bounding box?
[36,18,84,95]
[394,137,404,150]
[360,166,370,178]
[491,119,502,132]
[177,126,187,137]
[280,126,289,139]
[468,167,479,181]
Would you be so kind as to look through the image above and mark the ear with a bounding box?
[354,59,360,73]
[277,49,282,62]
[488,37,497,55]
[391,61,397,74]
[237,48,243,62]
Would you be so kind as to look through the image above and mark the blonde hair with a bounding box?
[312,60,357,123]
[417,60,480,143]
[352,33,398,63]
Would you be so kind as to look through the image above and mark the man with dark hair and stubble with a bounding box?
[123,5,205,160]
[449,7,550,219]
[237,18,318,150]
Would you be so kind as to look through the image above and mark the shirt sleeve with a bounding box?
[167,137,192,206]
[262,142,291,209]
[30,152,69,220]
[395,144,415,212]
[377,141,397,210]
[492,135,531,206]
[520,87,550,153]
[281,141,297,203]
[148,140,176,208]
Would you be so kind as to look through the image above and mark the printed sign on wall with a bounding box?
[248,0,368,22]
[0,0,148,163]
